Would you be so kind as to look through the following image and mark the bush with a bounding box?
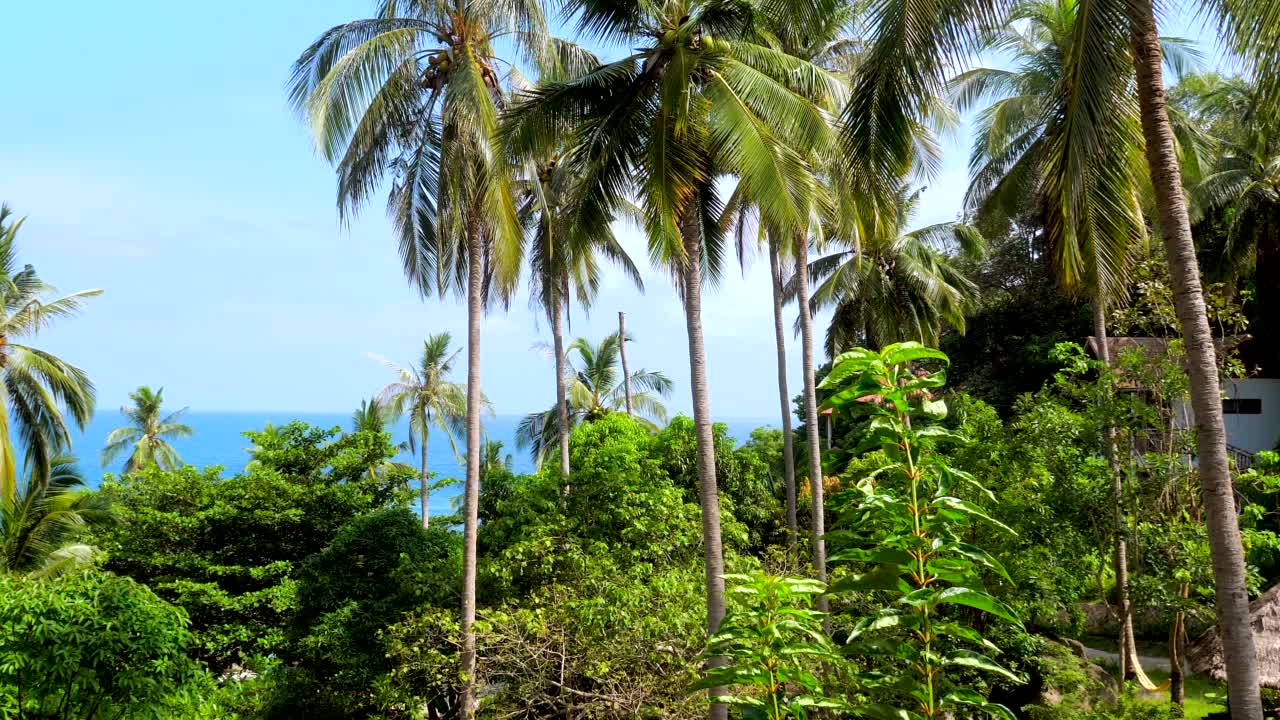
[0,570,201,719]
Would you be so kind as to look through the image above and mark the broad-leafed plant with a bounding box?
[699,573,845,719]
[820,342,1023,720]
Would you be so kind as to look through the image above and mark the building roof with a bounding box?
[1186,582,1280,689]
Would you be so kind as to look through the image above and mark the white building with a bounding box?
[1087,337,1279,468]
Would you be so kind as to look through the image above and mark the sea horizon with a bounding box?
[71,411,782,516]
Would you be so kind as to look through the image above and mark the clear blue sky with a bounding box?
[0,1,1224,417]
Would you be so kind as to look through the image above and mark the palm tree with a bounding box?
[950,0,1151,672]
[515,150,643,480]
[100,386,193,474]
[0,206,100,488]
[718,0,862,565]
[516,332,672,465]
[805,185,986,353]
[290,1,575,709]
[1125,1,1273,712]
[1186,77,1280,374]
[503,5,839,711]
[841,0,1276,708]
[1,455,110,578]
[373,333,469,529]
[352,396,388,434]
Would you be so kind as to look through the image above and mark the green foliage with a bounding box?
[1,455,111,578]
[0,569,200,719]
[822,342,1024,720]
[654,416,785,553]
[266,508,459,718]
[95,421,411,669]
[483,413,706,596]
[701,573,844,719]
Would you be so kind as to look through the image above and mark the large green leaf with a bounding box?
[943,649,1023,682]
[881,342,950,367]
[933,587,1023,628]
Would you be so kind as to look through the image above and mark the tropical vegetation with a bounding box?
[7,0,1280,715]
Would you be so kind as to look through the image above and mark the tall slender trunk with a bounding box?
[1170,583,1188,706]
[681,210,727,720]
[1093,301,1134,680]
[552,297,571,479]
[460,229,483,720]
[1129,7,1261,717]
[768,241,799,555]
[795,235,828,613]
[420,430,431,529]
[619,311,633,415]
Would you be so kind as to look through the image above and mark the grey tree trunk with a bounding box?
[420,430,431,529]
[681,212,727,720]
[794,235,828,613]
[768,241,799,555]
[1093,301,1134,680]
[1129,6,1261,717]
[552,297,571,479]
[460,231,484,720]
[619,311,633,415]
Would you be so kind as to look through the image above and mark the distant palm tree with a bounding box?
[101,386,193,473]
[517,333,671,467]
[516,150,643,480]
[374,333,472,528]
[0,206,100,488]
[1,455,110,577]
[806,186,986,354]
[351,396,389,434]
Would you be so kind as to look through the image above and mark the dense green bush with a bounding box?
[267,508,459,718]
[94,421,412,669]
[0,570,201,719]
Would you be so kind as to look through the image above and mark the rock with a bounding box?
[1085,661,1120,707]
[1062,637,1087,657]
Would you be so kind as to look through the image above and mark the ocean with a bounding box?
[70,412,778,517]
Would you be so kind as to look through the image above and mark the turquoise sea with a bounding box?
[70,412,777,518]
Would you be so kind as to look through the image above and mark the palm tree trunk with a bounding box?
[1093,301,1134,680]
[460,228,484,720]
[552,298,571,479]
[768,241,799,556]
[680,209,727,720]
[421,430,431,529]
[619,311,633,415]
[795,235,828,613]
[1129,6,1262,717]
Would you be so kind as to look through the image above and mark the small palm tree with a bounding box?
[373,333,474,528]
[101,386,193,473]
[0,206,101,488]
[805,186,986,354]
[1,455,110,577]
[351,396,389,434]
[517,333,671,467]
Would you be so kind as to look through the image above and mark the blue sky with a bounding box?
[0,1,1224,417]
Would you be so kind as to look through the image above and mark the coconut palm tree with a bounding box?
[717,0,862,567]
[1,455,110,578]
[290,1,584,709]
[373,333,469,529]
[502,4,840,709]
[515,151,643,480]
[843,0,1278,708]
[0,206,100,489]
[950,0,1153,671]
[100,386,193,474]
[516,332,671,465]
[351,396,389,434]
[805,185,986,353]
[1187,78,1280,373]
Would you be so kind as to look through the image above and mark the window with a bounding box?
[1223,398,1263,414]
